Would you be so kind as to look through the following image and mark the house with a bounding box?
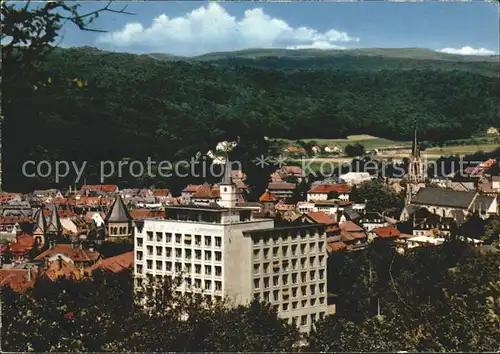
[81,185,119,196]
[359,212,390,232]
[406,235,445,249]
[369,226,401,242]
[280,166,304,179]
[307,184,350,202]
[152,189,172,203]
[41,257,83,281]
[9,233,37,263]
[339,172,372,186]
[267,182,296,200]
[84,251,134,276]
[487,127,499,136]
[259,189,278,215]
[338,220,368,246]
[283,146,306,155]
[35,243,101,269]
[324,145,342,155]
[0,268,37,292]
[493,176,500,192]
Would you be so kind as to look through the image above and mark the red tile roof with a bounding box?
[307,211,335,225]
[84,251,134,275]
[373,226,401,238]
[81,185,118,193]
[35,244,101,263]
[339,221,364,232]
[268,182,296,191]
[0,216,32,224]
[327,241,347,253]
[259,190,278,202]
[42,259,83,281]
[194,184,216,198]
[182,184,202,193]
[308,184,350,194]
[285,146,306,154]
[152,189,170,197]
[129,209,164,220]
[9,233,36,255]
[0,268,36,292]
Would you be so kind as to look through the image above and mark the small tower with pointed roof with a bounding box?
[45,204,62,244]
[32,207,47,247]
[218,157,238,209]
[405,123,427,205]
[105,195,133,242]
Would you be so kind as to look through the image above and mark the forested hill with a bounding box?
[148,47,499,76]
[3,46,499,191]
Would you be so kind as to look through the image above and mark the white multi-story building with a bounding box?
[134,164,331,333]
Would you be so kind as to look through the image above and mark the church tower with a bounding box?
[32,207,47,247]
[405,124,427,204]
[218,158,237,209]
[105,195,133,242]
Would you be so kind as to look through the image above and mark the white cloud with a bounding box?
[97,3,359,56]
[437,46,496,56]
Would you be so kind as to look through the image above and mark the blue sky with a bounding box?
[56,1,499,56]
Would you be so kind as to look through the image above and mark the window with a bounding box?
[185,249,192,260]
[292,287,298,298]
[254,279,260,289]
[215,266,222,277]
[175,248,182,258]
[319,269,325,280]
[301,286,307,296]
[185,264,192,273]
[292,301,298,309]
[136,251,143,261]
[254,264,260,274]
[156,232,163,242]
[263,249,269,259]
[204,236,212,247]
[215,252,222,261]
[282,246,288,257]
[311,313,316,323]
[292,273,298,284]
[310,256,316,267]
[205,265,212,276]
[273,247,279,258]
[184,234,192,245]
[166,247,172,257]
[165,233,172,243]
[282,260,289,271]
[301,272,307,283]
[215,281,222,291]
[300,244,306,254]
[318,241,324,251]
[310,285,316,296]
[215,237,222,247]
[185,277,192,286]
[311,298,316,306]
[263,291,270,302]
[205,280,211,290]
[195,235,202,246]
[195,279,202,288]
[300,258,306,267]
[310,270,316,281]
[137,238,143,247]
[273,290,279,301]
[195,250,202,260]
[175,233,182,244]
[205,251,212,261]
[263,262,269,274]
[292,259,297,270]
[147,246,153,256]
[319,284,325,293]
[252,235,260,247]
[147,231,153,241]
[319,297,325,305]
[319,312,325,320]
[146,260,152,269]
[301,300,307,308]
[175,263,182,272]
[137,264,143,274]
[263,277,270,289]
[195,265,201,274]
[300,315,307,326]
[273,276,279,287]
[282,274,289,286]
[156,246,162,256]
[156,261,162,270]
[253,249,260,260]
[309,242,316,253]
[166,262,172,271]
[283,303,289,311]
[319,255,325,266]
[291,245,297,256]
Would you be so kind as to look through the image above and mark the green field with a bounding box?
[274,135,412,150]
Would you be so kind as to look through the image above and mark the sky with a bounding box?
[55,1,499,57]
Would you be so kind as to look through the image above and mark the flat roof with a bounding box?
[244,223,326,235]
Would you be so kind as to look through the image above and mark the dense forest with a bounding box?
[3,46,499,192]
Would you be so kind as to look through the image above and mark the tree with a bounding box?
[350,179,403,212]
[344,143,365,157]
[482,219,500,245]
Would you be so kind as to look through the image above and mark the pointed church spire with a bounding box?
[106,195,132,223]
[47,204,61,233]
[412,120,420,158]
[221,152,232,185]
[33,207,47,233]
